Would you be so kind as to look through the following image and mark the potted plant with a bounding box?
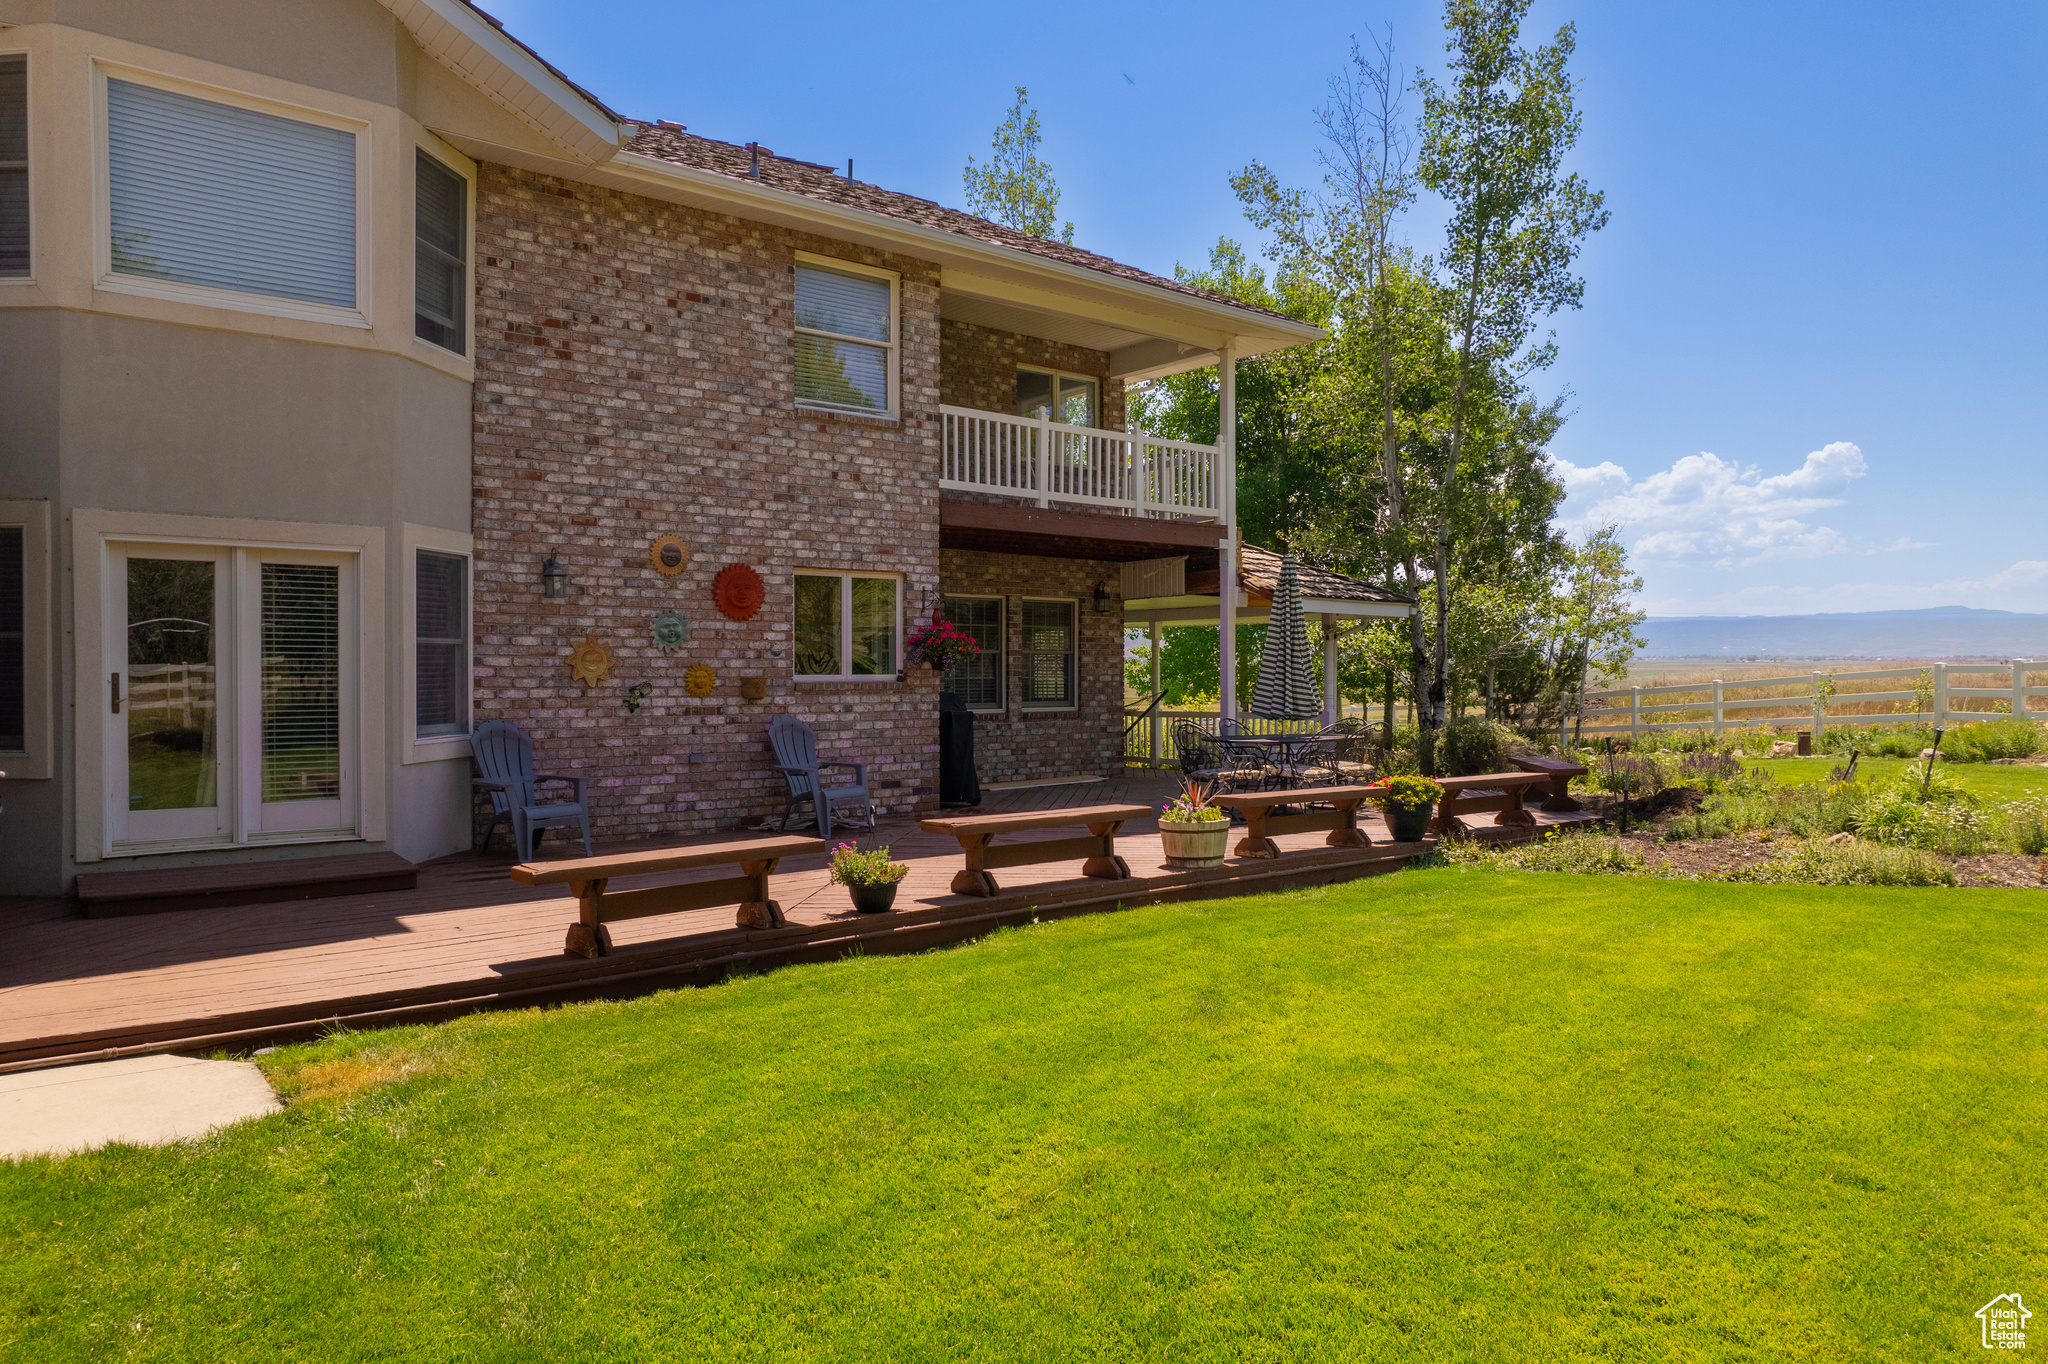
[829,841,909,913]
[904,611,981,672]
[1367,774,1443,842]
[1157,778,1230,868]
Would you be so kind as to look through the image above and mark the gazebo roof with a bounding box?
[1237,544,1414,609]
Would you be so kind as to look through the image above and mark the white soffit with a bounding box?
[938,293,1151,354]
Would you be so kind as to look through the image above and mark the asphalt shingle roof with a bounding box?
[1240,543,1414,607]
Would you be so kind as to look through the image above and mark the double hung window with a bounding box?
[940,596,1004,710]
[0,55,25,278]
[414,151,467,353]
[414,550,468,738]
[795,572,899,680]
[793,255,897,415]
[104,74,358,312]
[1020,599,1077,710]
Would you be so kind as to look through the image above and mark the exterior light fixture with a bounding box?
[1093,583,1111,614]
[541,550,569,599]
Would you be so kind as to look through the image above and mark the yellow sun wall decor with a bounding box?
[567,636,613,688]
[684,663,716,697]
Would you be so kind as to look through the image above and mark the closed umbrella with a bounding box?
[1249,553,1321,720]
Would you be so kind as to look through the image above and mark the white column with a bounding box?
[1034,410,1050,508]
[1216,338,1238,723]
[1321,614,1339,727]
[1149,619,1163,767]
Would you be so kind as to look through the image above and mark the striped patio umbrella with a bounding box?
[1249,552,1321,720]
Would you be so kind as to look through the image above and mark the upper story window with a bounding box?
[414,151,467,354]
[0,55,25,279]
[1018,367,1097,428]
[105,75,358,312]
[793,253,897,416]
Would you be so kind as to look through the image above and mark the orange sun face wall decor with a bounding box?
[567,636,614,688]
[712,563,765,621]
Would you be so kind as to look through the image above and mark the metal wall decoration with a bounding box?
[649,535,690,576]
[652,609,690,651]
[684,663,717,697]
[712,563,765,621]
[623,681,652,713]
[566,636,613,688]
[739,675,768,702]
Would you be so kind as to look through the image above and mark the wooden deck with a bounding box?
[0,775,1596,1070]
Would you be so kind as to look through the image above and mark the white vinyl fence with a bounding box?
[1579,661,2047,741]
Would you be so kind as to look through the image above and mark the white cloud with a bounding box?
[1639,559,2048,617]
[1555,441,1868,567]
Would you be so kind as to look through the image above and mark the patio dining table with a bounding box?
[1217,731,1345,787]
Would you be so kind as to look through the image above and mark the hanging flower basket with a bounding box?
[904,611,980,671]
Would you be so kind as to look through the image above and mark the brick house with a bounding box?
[0,0,1326,895]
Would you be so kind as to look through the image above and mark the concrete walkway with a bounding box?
[0,1053,280,1160]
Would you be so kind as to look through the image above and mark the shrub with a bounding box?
[1442,828,1654,876]
[828,842,909,886]
[1674,750,1744,792]
[2009,803,2048,856]
[1435,716,1519,776]
[1590,754,1668,795]
[1724,837,1955,887]
[1941,718,2043,763]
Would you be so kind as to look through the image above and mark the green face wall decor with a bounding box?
[653,610,690,651]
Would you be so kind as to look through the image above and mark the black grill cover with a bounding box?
[939,692,981,806]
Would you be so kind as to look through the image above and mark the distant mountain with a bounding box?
[1639,606,2048,660]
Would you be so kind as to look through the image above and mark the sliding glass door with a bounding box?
[108,543,356,850]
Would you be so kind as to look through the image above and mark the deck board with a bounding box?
[0,772,1596,1066]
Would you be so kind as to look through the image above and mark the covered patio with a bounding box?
[0,775,1596,1071]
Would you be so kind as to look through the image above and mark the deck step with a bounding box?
[74,852,418,919]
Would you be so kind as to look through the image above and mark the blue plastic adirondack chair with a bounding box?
[768,715,873,840]
[471,719,593,859]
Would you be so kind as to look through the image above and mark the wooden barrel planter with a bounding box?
[1159,818,1229,869]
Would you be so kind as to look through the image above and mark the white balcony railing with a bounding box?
[939,404,1223,521]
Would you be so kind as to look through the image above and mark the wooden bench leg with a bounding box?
[1539,777,1582,813]
[1433,797,1472,839]
[1081,820,1132,880]
[1494,786,1537,828]
[1325,798,1372,848]
[1234,806,1280,859]
[735,857,792,929]
[565,877,613,958]
[951,833,1000,897]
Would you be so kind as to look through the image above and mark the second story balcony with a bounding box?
[939,405,1223,522]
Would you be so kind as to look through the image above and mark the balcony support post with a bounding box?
[1217,337,1238,722]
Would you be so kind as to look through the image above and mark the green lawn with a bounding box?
[4,870,2042,1361]
[1759,755,2048,800]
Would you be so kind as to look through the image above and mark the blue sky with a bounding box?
[486,0,2048,618]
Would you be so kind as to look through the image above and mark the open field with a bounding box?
[3,871,2042,1360]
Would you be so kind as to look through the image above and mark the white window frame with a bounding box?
[793,570,902,683]
[72,509,386,862]
[793,250,899,418]
[91,60,373,329]
[1017,365,1102,430]
[1019,596,1079,712]
[940,593,1006,713]
[412,141,475,360]
[402,523,473,764]
[0,500,52,778]
[0,48,31,286]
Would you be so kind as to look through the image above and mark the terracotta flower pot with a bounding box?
[1386,800,1435,843]
[849,881,899,914]
[1159,817,1229,869]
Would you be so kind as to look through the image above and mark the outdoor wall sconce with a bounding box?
[541,550,569,599]
[1093,583,1111,614]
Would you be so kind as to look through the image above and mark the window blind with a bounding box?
[0,528,22,750]
[942,597,1002,708]
[261,563,340,802]
[415,550,467,737]
[794,263,890,412]
[1021,600,1075,708]
[107,78,356,309]
[0,56,26,278]
[415,151,465,353]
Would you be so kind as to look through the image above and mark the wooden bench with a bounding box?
[510,834,825,958]
[920,804,1152,897]
[1510,756,1589,811]
[1209,785,1379,860]
[1433,771,1553,836]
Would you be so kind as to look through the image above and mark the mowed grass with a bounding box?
[3,871,2043,1362]
[1754,755,2048,800]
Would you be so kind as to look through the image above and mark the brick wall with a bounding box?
[938,549,1126,786]
[470,163,947,838]
[939,319,1127,432]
